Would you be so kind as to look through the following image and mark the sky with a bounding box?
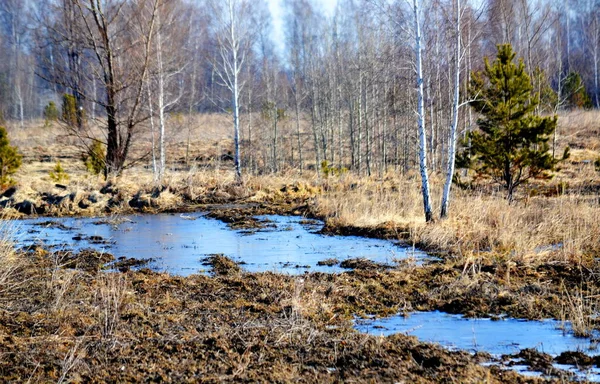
[268,0,339,55]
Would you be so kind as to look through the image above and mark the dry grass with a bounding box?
[417,192,600,263]
[552,110,600,189]
[558,110,600,153]
[0,219,25,299]
[311,172,600,265]
[313,172,429,227]
[94,273,131,339]
[560,284,599,338]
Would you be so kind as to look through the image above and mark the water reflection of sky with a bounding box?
[356,311,600,357]
[15,213,427,275]
[357,311,600,382]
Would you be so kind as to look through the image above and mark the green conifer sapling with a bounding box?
[464,44,568,200]
[0,126,21,186]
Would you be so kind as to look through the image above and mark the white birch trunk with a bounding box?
[16,84,24,127]
[230,0,242,182]
[92,77,97,121]
[413,0,433,222]
[594,17,599,108]
[156,15,166,182]
[294,83,303,174]
[186,48,198,166]
[594,51,600,108]
[441,0,461,219]
[246,78,253,173]
[147,81,157,181]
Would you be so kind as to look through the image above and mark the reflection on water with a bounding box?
[15,213,427,275]
[356,311,599,356]
[357,311,600,382]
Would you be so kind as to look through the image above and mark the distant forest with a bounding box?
[0,0,596,176]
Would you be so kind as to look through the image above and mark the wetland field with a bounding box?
[1,112,600,383]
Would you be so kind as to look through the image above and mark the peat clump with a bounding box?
[53,249,115,272]
[317,258,339,267]
[109,256,153,272]
[319,220,409,241]
[340,258,390,270]
[201,254,241,275]
[207,209,274,230]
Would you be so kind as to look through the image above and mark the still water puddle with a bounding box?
[15,213,426,275]
[356,311,599,356]
[357,311,600,381]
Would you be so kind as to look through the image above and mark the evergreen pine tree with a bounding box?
[563,72,593,109]
[82,140,105,175]
[465,44,566,200]
[49,160,69,182]
[0,126,21,186]
[44,101,59,122]
[62,94,78,127]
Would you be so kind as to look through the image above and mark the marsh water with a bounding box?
[15,213,425,275]
[357,311,600,356]
[357,311,600,381]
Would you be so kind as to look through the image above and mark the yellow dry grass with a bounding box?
[558,110,600,153]
[312,173,600,265]
[313,172,428,227]
[0,217,28,301]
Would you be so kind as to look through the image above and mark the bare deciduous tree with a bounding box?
[68,0,159,177]
[413,0,433,222]
[441,0,462,219]
[146,0,189,182]
[211,0,262,182]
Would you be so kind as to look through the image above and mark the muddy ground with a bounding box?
[2,194,600,382]
[1,246,560,383]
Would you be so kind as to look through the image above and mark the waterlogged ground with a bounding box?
[5,210,600,382]
[1,258,537,383]
[16,213,426,275]
[357,311,600,356]
[357,311,600,381]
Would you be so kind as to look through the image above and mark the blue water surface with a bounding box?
[15,213,426,275]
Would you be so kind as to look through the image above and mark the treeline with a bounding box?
[0,0,596,177]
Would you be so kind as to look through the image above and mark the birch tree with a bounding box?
[147,0,188,182]
[584,8,600,108]
[413,0,433,222]
[287,14,308,173]
[440,0,462,219]
[0,0,31,126]
[211,0,259,182]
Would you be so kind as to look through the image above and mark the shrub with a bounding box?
[0,126,21,186]
[62,94,77,127]
[321,160,347,178]
[44,101,59,122]
[82,140,105,175]
[49,160,69,182]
